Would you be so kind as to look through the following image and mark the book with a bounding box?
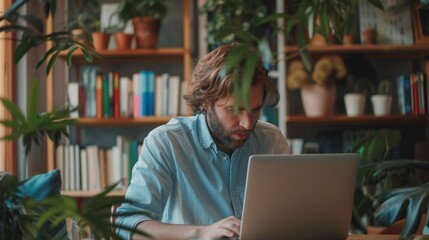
[168,75,180,115]
[120,76,130,117]
[140,71,149,116]
[86,145,101,190]
[147,71,155,116]
[113,72,120,118]
[88,67,97,118]
[80,148,89,191]
[103,74,111,117]
[132,73,141,118]
[96,73,103,118]
[155,74,164,116]
[396,74,412,115]
[67,82,80,118]
[109,146,122,188]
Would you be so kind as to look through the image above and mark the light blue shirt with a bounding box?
[116,113,289,239]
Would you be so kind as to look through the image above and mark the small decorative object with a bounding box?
[343,33,355,45]
[371,79,393,116]
[117,0,167,49]
[92,32,110,50]
[344,93,366,116]
[115,32,134,50]
[344,78,373,117]
[362,27,377,44]
[287,55,347,117]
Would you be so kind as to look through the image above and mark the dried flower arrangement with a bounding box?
[287,55,347,90]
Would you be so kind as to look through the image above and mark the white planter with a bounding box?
[344,93,366,117]
[301,85,336,117]
[371,95,392,116]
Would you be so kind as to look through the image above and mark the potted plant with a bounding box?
[107,12,134,50]
[348,129,429,238]
[344,78,374,117]
[0,1,148,238]
[117,0,167,49]
[371,79,393,116]
[286,55,347,117]
[66,0,112,50]
[199,0,272,51]
[198,0,384,111]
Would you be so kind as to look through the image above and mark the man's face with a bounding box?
[206,83,264,154]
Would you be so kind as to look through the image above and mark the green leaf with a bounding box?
[366,0,385,10]
[13,40,33,63]
[221,44,248,79]
[348,129,401,162]
[36,46,58,69]
[20,14,44,33]
[0,98,26,123]
[375,183,429,239]
[46,51,59,75]
[27,79,40,123]
[66,46,79,67]
[241,50,259,110]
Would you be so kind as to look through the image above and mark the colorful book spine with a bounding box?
[396,75,412,115]
[96,73,103,119]
[140,70,149,116]
[147,71,155,116]
[103,74,110,118]
[132,73,141,118]
[113,72,120,118]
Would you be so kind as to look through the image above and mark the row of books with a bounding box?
[56,136,141,191]
[396,72,427,116]
[67,67,187,119]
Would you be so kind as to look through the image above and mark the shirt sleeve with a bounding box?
[116,128,174,239]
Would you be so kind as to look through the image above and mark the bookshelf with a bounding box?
[283,2,429,156]
[46,0,192,197]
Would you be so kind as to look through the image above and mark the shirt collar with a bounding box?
[197,113,215,150]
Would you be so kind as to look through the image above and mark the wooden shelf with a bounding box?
[286,114,427,126]
[59,48,189,63]
[61,190,125,197]
[75,116,174,126]
[285,44,429,56]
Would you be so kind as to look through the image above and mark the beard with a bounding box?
[206,108,254,153]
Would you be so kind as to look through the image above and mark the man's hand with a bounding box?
[196,216,241,239]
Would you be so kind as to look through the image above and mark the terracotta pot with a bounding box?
[115,32,133,50]
[301,84,336,117]
[92,32,110,50]
[362,28,376,45]
[132,17,161,48]
[343,34,355,45]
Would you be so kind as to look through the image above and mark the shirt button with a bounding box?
[232,191,237,196]
[223,156,227,161]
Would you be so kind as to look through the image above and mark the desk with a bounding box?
[347,235,427,240]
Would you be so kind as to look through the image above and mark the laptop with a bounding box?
[239,153,359,240]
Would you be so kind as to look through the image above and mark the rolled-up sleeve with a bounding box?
[116,128,174,239]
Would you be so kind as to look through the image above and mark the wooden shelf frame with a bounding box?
[286,115,426,126]
[47,0,193,172]
[285,44,429,55]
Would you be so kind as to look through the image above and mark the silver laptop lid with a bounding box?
[240,153,359,240]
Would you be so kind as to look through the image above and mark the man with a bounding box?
[116,44,289,240]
